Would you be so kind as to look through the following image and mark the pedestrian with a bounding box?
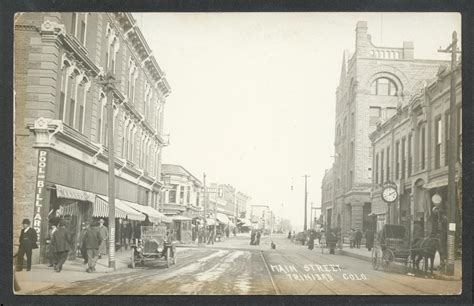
[46,223,57,267]
[207,227,215,245]
[288,231,292,239]
[122,220,132,250]
[233,227,237,237]
[355,228,362,248]
[16,218,38,272]
[307,229,315,250]
[51,220,71,272]
[349,229,356,248]
[326,229,338,255]
[83,221,101,273]
[365,228,375,251]
[250,230,256,245]
[225,226,230,238]
[98,218,108,259]
[77,222,88,264]
[256,230,261,245]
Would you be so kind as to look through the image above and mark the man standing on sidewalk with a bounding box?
[16,218,38,272]
[83,221,101,273]
[98,219,108,259]
[51,221,71,273]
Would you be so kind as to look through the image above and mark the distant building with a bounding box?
[369,63,462,249]
[322,21,449,240]
[160,164,203,219]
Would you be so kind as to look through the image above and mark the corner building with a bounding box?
[327,21,448,239]
[14,13,171,263]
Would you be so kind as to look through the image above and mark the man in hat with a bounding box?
[98,219,108,259]
[83,221,101,272]
[16,218,38,271]
[51,220,72,272]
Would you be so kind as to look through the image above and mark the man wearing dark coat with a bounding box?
[51,221,71,272]
[83,221,101,272]
[365,229,375,251]
[16,218,38,271]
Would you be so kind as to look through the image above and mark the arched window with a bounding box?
[370,77,397,96]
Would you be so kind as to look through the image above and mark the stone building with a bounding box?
[160,164,203,218]
[369,63,462,249]
[321,167,334,229]
[14,12,171,263]
[322,21,449,240]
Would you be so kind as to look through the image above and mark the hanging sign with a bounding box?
[33,150,48,236]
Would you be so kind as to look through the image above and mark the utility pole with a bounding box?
[203,173,207,224]
[98,73,120,270]
[303,175,310,231]
[438,31,460,276]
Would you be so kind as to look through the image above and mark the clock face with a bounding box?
[432,194,442,205]
[382,186,398,203]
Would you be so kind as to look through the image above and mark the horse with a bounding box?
[410,236,441,275]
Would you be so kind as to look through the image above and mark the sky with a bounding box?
[137,13,461,231]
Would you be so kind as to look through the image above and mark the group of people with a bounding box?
[250,229,262,245]
[349,228,363,248]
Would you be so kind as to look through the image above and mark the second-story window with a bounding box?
[179,186,184,204]
[375,153,379,184]
[395,141,400,180]
[435,117,442,169]
[408,134,412,176]
[386,146,390,181]
[187,186,191,204]
[169,185,177,204]
[420,125,426,170]
[370,77,397,96]
[444,113,449,166]
[401,138,406,179]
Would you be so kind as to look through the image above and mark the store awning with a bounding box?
[57,202,79,216]
[171,215,192,221]
[56,184,95,202]
[216,213,235,226]
[206,218,216,226]
[121,200,172,223]
[238,218,252,227]
[94,196,145,221]
[424,178,448,189]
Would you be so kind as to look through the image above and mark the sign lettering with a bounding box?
[33,150,48,237]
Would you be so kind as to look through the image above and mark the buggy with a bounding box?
[371,224,411,270]
[130,225,177,268]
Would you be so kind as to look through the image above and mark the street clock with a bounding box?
[381,184,398,203]
[432,193,442,207]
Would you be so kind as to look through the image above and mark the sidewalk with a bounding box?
[15,249,132,294]
[339,244,462,281]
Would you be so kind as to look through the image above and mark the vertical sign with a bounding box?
[33,150,48,237]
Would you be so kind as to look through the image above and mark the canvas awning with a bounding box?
[171,215,192,221]
[216,213,234,225]
[55,184,95,202]
[120,200,172,223]
[57,202,79,216]
[424,178,448,189]
[94,196,145,221]
[238,218,252,227]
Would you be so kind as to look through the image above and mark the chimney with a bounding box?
[355,21,370,58]
[403,41,414,60]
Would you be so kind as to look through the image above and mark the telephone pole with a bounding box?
[98,73,120,270]
[438,31,460,276]
[303,175,310,231]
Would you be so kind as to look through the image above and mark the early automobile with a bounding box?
[130,225,177,268]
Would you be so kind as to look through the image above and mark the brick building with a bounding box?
[14,13,171,263]
[321,21,449,239]
[370,63,462,252]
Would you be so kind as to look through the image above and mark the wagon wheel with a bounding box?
[382,249,394,269]
[372,247,381,270]
[166,247,171,268]
[130,248,135,269]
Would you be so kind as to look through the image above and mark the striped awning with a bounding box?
[93,196,145,221]
[120,200,172,223]
[216,213,235,226]
[57,202,79,216]
[56,184,95,202]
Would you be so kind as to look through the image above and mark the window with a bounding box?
[444,113,449,166]
[435,117,442,169]
[386,146,390,181]
[179,186,184,204]
[78,105,84,132]
[169,185,177,203]
[68,80,76,126]
[369,106,382,126]
[457,106,462,162]
[401,138,406,179]
[375,153,379,184]
[80,20,86,44]
[71,13,77,36]
[187,186,191,204]
[395,141,400,180]
[420,125,426,170]
[408,134,412,176]
[380,151,384,184]
[370,77,397,96]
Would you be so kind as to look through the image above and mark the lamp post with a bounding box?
[303,175,310,231]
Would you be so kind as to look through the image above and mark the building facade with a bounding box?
[160,164,203,218]
[14,12,171,263]
[322,21,449,239]
[321,167,334,229]
[370,63,462,253]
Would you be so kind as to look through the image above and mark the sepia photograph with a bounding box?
[12,11,463,295]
